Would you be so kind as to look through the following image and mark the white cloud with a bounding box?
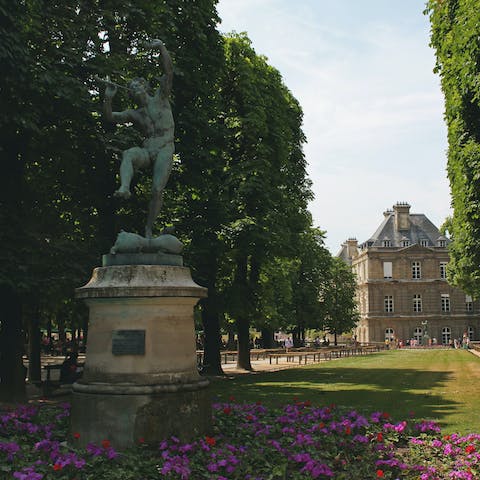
[217,0,451,252]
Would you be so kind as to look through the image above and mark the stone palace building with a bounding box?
[337,203,480,345]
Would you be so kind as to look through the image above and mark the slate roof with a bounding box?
[359,208,449,249]
[337,244,352,264]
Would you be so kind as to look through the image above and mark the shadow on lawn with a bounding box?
[209,363,458,426]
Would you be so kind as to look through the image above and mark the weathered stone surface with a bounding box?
[71,265,209,449]
[71,387,211,449]
[75,265,207,299]
[103,252,183,267]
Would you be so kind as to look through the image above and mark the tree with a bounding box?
[322,257,359,346]
[0,0,225,395]
[255,227,332,346]
[219,33,312,369]
[427,0,480,296]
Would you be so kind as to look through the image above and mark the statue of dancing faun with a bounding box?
[103,39,174,239]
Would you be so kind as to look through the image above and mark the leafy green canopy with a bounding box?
[322,257,359,341]
[217,35,321,350]
[427,0,480,296]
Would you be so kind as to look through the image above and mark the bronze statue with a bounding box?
[102,39,174,239]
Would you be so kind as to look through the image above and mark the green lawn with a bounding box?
[208,349,480,434]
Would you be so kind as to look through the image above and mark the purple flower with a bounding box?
[105,447,119,460]
[415,420,441,433]
[86,443,103,456]
[0,441,20,461]
[13,469,44,480]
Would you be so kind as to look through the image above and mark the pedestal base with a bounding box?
[71,386,211,450]
[72,265,208,449]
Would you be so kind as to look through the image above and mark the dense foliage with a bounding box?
[427,0,480,296]
[322,258,359,346]
[0,1,359,391]
[2,401,479,479]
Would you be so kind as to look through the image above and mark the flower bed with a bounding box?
[1,400,479,479]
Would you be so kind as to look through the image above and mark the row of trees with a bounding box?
[0,0,359,401]
[427,0,480,296]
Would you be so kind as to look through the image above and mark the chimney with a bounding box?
[393,202,411,231]
[346,238,358,259]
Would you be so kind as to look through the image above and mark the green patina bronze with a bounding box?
[103,39,175,241]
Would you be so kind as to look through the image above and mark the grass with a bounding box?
[208,348,480,434]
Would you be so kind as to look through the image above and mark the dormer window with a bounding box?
[401,237,410,247]
[437,236,447,247]
[420,239,429,247]
[382,239,391,247]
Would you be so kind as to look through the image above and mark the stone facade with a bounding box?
[338,203,480,345]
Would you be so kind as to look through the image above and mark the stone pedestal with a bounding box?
[71,264,209,449]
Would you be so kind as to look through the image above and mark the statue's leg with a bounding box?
[114,147,149,199]
[145,146,174,238]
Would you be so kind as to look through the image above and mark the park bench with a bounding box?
[268,351,329,365]
[41,362,84,395]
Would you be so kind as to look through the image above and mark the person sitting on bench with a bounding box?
[59,352,82,384]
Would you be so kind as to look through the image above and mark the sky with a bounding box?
[216,0,451,253]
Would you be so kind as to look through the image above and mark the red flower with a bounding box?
[246,414,253,421]
[223,407,232,415]
[381,412,390,419]
[205,436,216,446]
[318,422,325,429]
[228,395,235,401]
[72,432,80,439]
[101,439,111,449]
[466,445,476,454]
[444,435,451,440]
[138,437,145,444]
[345,427,351,435]
[376,469,384,478]
[304,400,311,407]
[53,464,63,471]
[255,401,262,405]
[376,432,384,442]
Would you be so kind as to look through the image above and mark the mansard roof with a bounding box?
[359,204,450,249]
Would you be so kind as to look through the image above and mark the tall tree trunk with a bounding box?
[0,286,26,402]
[236,315,252,370]
[27,312,42,383]
[200,293,224,376]
[227,326,236,350]
[261,327,274,348]
[293,328,300,347]
[236,255,252,370]
[57,311,66,344]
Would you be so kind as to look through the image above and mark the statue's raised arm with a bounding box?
[144,39,173,98]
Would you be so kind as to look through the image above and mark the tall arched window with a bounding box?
[442,327,451,345]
